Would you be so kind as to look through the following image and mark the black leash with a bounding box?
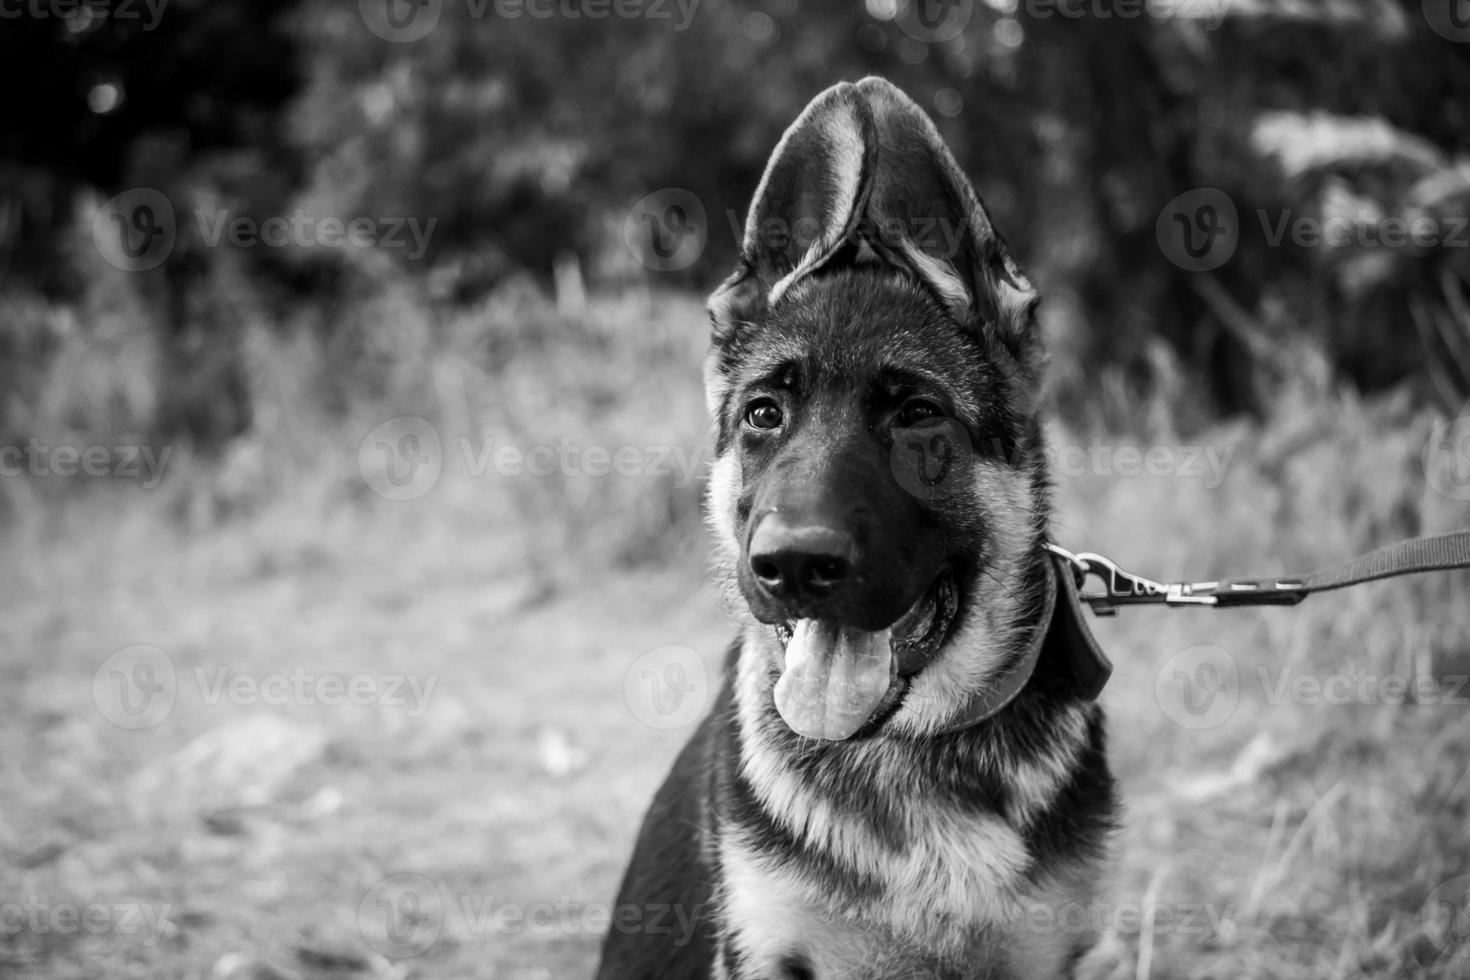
[1046,530,1470,617]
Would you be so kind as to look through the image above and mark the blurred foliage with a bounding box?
[2,0,1470,457]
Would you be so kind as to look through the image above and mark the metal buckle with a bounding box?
[1045,544,1218,616]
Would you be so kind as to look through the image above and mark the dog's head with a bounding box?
[705,77,1053,741]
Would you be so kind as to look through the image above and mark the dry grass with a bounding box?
[1,289,1468,979]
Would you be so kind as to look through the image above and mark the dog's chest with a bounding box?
[716,833,1076,980]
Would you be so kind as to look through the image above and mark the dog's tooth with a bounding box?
[774,621,894,740]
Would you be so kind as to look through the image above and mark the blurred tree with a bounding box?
[4,0,1470,452]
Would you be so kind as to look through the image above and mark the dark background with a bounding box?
[5,0,1470,454]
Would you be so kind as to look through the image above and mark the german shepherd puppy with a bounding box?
[596,77,1117,980]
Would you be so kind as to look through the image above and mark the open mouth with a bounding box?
[769,567,960,740]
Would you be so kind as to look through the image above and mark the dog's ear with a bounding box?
[851,77,1039,373]
[709,77,1041,384]
[708,82,876,340]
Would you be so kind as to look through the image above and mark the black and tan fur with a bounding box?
[596,77,1117,980]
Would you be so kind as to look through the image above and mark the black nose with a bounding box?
[748,516,856,604]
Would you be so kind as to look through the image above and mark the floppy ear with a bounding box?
[708,81,876,340]
[851,76,1039,368]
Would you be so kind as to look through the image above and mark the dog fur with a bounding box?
[596,76,1117,980]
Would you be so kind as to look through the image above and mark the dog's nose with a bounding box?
[748,516,856,603]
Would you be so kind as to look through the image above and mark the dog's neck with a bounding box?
[940,548,1112,735]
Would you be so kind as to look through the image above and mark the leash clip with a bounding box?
[1045,544,1218,616]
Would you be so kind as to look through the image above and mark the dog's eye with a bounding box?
[744,400,784,431]
[896,400,943,427]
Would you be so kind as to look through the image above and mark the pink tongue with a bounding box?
[773,621,895,740]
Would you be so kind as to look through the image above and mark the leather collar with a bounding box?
[935,548,1113,734]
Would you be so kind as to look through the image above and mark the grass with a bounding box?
[1,288,1468,979]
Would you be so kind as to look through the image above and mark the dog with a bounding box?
[595,77,1118,980]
